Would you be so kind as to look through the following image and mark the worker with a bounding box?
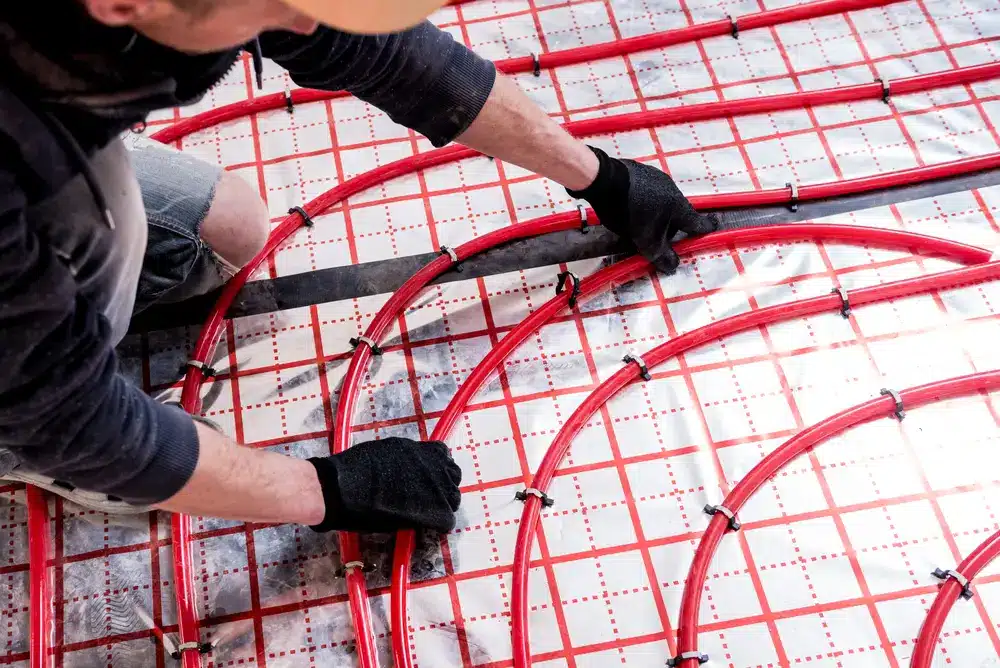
[0,0,717,534]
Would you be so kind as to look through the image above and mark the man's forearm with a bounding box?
[156,422,325,525]
[456,74,599,191]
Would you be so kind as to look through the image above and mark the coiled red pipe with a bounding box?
[511,262,1000,667]
[676,369,1000,668]
[27,486,51,668]
[150,0,903,145]
[910,529,1000,667]
[168,59,1000,667]
[390,227,994,668]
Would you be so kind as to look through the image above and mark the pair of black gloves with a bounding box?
[310,148,718,534]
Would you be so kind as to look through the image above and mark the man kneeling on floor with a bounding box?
[0,0,717,531]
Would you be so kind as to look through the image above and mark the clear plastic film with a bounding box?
[23,0,1000,665]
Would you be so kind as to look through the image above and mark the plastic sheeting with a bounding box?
[6,0,1000,666]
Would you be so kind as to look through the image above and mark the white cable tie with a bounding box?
[350,335,382,355]
[440,245,459,263]
[704,503,741,531]
[516,487,554,507]
[623,352,651,381]
[343,560,366,573]
[877,76,891,103]
[933,567,975,600]
[668,651,709,666]
[185,359,218,377]
[786,181,799,212]
[880,387,905,421]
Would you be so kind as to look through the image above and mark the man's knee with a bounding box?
[201,172,269,269]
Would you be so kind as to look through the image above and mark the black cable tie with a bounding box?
[130,121,147,135]
[728,14,739,39]
[515,487,554,508]
[184,360,217,379]
[933,567,974,600]
[880,388,905,421]
[170,642,213,659]
[831,287,852,319]
[350,335,384,356]
[288,206,314,228]
[440,245,463,272]
[786,181,799,212]
[556,271,581,308]
[876,76,891,104]
[284,88,294,114]
[667,651,709,667]
[578,204,590,234]
[704,504,741,531]
[623,353,651,382]
[531,52,541,77]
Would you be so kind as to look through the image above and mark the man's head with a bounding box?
[81,0,447,53]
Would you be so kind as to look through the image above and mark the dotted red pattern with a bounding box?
[6,1,1000,667]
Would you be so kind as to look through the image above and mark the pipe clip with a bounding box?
[171,641,213,660]
[786,181,799,212]
[831,287,852,319]
[578,204,590,234]
[667,651,710,666]
[876,77,891,104]
[350,335,384,356]
[704,503,741,531]
[440,245,463,272]
[289,205,314,228]
[728,14,739,39]
[336,560,373,578]
[516,487,554,508]
[933,567,974,600]
[624,353,651,382]
[556,271,581,308]
[880,388,905,421]
[185,359,217,379]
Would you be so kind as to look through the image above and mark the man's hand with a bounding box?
[158,424,460,532]
[568,146,720,275]
[309,438,462,534]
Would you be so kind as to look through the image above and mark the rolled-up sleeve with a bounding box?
[0,168,198,504]
[259,21,496,147]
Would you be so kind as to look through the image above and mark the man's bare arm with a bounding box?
[155,423,462,532]
[155,422,325,525]
[456,74,599,191]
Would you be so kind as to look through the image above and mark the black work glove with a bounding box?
[568,146,720,274]
[308,438,462,534]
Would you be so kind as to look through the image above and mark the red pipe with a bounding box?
[389,227,994,667]
[511,263,1000,667]
[167,62,1000,668]
[910,529,1000,667]
[27,486,51,668]
[173,155,1000,668]
[150,0,906,144]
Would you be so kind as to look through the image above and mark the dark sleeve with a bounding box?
[0,167,198,504]
[258,21,496,147]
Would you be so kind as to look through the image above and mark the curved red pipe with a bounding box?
[677,370,1000,668]
[27,486,51,668]
[150,0,905,144]
[165,61,1000,668]
[910,529,1000,667]
[510,262,1000,667]
[389,228,994,667]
